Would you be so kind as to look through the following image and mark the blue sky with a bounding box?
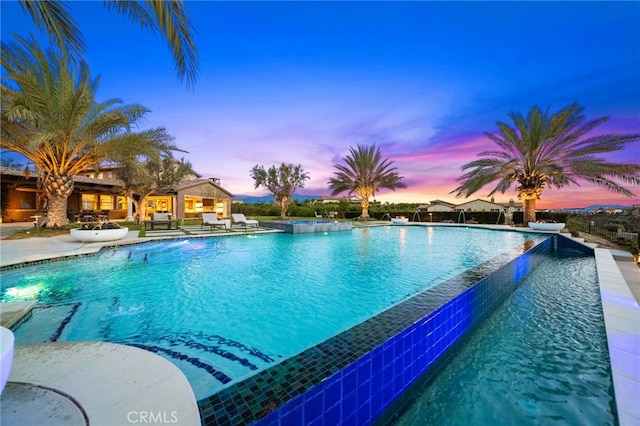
[2,1,639,208]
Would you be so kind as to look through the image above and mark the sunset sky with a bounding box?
[2,1,639,208]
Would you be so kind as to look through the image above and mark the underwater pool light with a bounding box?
[5,283,44,299]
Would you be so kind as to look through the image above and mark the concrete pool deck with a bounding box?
[1,342,201,426]
[0,222,638,424]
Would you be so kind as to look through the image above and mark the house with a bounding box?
[149,178,233,220]
[416,197,523,224]
[0,166,233,223]
[318,196,360,204]
[0,166,126,223]
[418,200,457,212]
[455,198,523,222]
[456,198,508,212]
[418,198,522,214]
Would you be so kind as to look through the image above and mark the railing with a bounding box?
[568,221,620,241]
[567,220,639,252]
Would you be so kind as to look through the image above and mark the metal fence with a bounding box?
[568,220,638,247]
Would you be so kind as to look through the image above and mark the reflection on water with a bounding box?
[523,239,535,252]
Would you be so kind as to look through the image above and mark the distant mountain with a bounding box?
[559,204,631,212]
[233,194,323,204]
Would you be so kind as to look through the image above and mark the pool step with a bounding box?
[144,229,186,238]
[0,301,36,331]
[609,249,635,262]
[566,236,599,249]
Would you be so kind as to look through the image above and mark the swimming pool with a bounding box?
[393,253,615,425]
[3,227,539,400]
[3,226,613,425]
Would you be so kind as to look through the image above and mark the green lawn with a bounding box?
[3,216,354,240]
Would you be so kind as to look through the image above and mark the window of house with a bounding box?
[81,194,97,210]
[116,196,126,210]
[100,196,114,210]
[17,192,36,209]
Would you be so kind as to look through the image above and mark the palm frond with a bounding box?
[2,36,184,182]
[454,103,640,201]
[18,0,85,61]
[105,0,200,88]
[328,144,406,197]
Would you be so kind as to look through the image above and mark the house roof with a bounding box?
[81,161,203,178]
[428,199,457,207]
[164,178,234,197]
[1,167,232,197]
[456,198,522,209]
[1,166,124,191]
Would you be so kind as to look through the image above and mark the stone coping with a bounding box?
[594,249,640,426]
[0,301,36,330]
[1,342,201,426]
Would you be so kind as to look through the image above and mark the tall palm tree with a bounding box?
[1,35,179,227]
[328,144,407,218]
[16,0,199,87]
[451,103,640,223]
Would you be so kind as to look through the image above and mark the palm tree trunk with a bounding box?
[360,198,370,218]
[47,193,69,227]
[356,187,372,219]
[42,173,74,227]
[522,198,537,223]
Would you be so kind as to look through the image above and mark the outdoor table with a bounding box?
[144,219,179,231]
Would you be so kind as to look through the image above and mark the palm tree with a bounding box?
[328,144,407,218]
[451,103,640,223]
[16,0,199,87]
[250,163,310,219]
[1,35,179,227]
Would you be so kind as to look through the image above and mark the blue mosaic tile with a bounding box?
[357,402,371,425]
[325,401,341,424]
[304,391,324,423]
[341,390,357,419]
[324,378,341,408]
[280,401,303,424]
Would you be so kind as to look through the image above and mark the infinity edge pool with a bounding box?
[1,225,637,425]
[196,231,622,425]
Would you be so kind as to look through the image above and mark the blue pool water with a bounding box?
[1,227,539,399]
[393,253,615,425]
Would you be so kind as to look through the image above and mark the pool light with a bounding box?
[5,283,44,299]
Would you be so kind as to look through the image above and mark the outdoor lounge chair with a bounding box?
[145,213,175,230]
[201,213,227,231]
[314,211,323,218]
[231,213,259,229]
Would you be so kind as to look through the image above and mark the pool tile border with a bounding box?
[198,234,567,425]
